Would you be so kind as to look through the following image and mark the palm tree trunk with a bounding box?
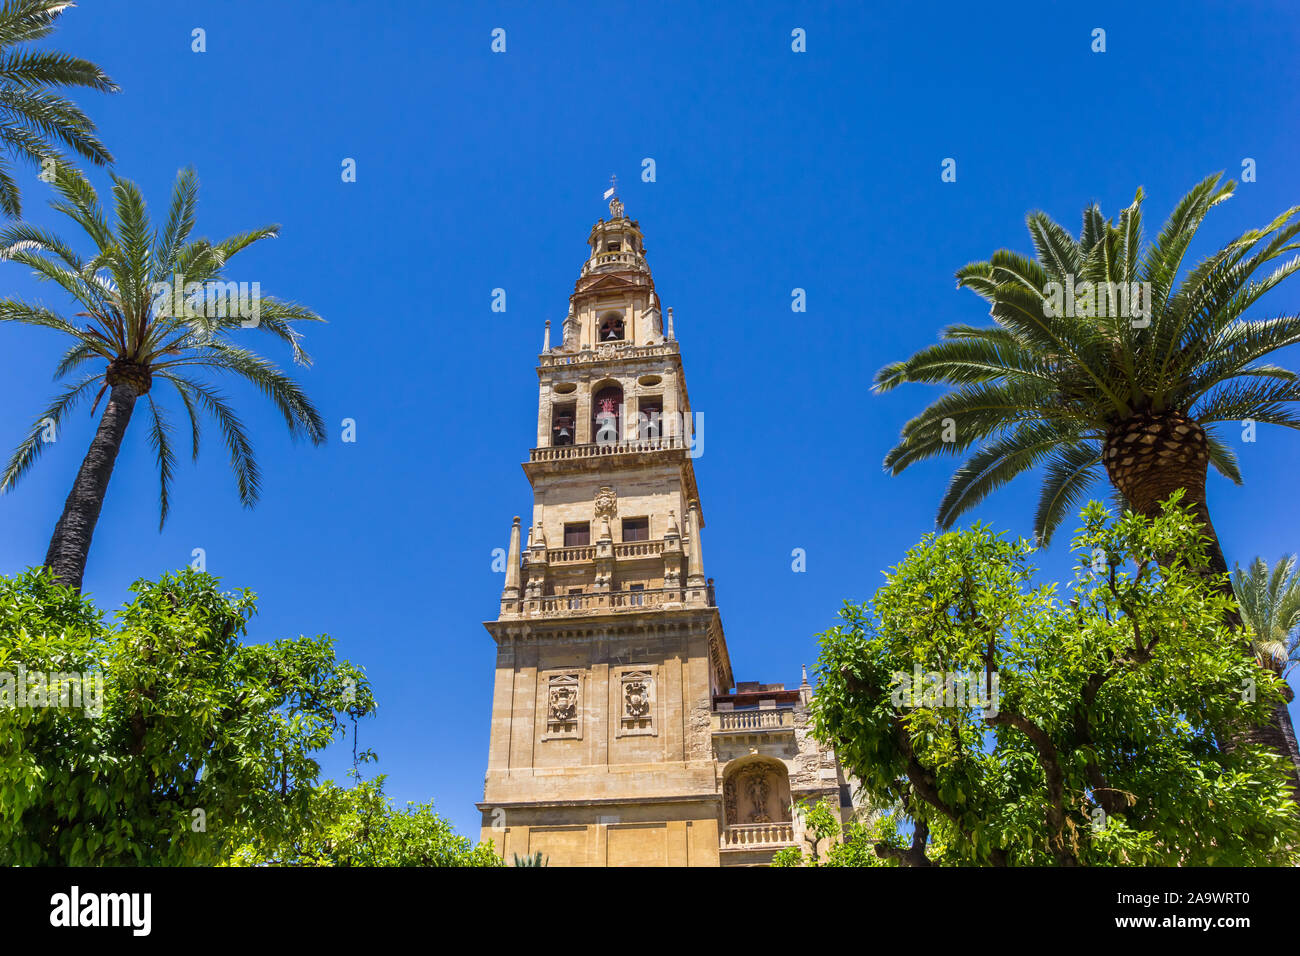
[1104,411,1300,802]
[43,382,139,590]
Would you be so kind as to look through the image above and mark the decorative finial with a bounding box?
[543,319,551,352]
[801,664,809,686]
[666,307,675,340]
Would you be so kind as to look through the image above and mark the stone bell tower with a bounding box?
[478,190,850,867]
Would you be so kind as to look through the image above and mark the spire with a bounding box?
[503,516,522,599]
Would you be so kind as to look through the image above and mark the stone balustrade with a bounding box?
[529,436,685,461]
[720,823,795,849]
[712,709,795,733]
[538,341,679,368]
[500,584,715,617]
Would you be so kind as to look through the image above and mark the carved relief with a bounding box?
[544,673,581,738]
[617,668,655,736]
[594,485,618,521]
[625,679,650,717]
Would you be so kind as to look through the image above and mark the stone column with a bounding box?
[687,499,706,588]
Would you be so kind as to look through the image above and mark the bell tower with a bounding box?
[477,190,851,866]
[479,190,733,867]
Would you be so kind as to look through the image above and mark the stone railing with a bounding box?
[547,546,596,564]
[720,823,795,849]
[538,342,679,368]
[613,540,665,559]
[584,251,642,270]
[712,709,794,732]
[529,436,684,461]
[542,540,666,565]
[502,584,715,617]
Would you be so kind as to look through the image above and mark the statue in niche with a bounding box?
[744,767,772,824]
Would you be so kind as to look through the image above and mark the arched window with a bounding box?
[592,384,623,445]
[599,313,625,342]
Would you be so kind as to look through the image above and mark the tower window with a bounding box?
[592,384,623,444]
[564,522,590,547]
[637,398,662,440]
[622,517,649,542]
[551,404,576,446]
[599,315,624,341]
[605,241,621,252]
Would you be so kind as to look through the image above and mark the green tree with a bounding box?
[876,175,1300,782]
[227,775,502,867]
[0,566,373,865]
[1234,555,1300,677]
[0,166,326,590]
[0,0,116,217]
[810,497,1300,866]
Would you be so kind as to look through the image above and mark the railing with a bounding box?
[543,540,666,565]
[501,584,715,616]
[530,436,684,461]
[720,823,795,849]
[614,540,665,559]
[712,707,790,738]
[713,709,794,732]
[538,342,679,367]
[586,251,642,269]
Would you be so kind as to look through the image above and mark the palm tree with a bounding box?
[876,173,1300,786]
[1234,555,1300,677]
[0,165,326,590]
[0,0,116,217]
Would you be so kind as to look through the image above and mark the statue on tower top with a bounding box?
[604,174,624,218]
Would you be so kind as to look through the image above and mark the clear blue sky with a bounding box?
[1,1,1298,838]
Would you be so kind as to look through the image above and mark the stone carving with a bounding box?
[617,669,655,735]
[549,686,576,722]
[625,679,650,718]
[545,674,580,737]
[594,485,618,521]
[723,777,737,826]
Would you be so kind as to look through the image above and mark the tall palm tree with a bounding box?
[1234,555,1300,677]
[0,0,116,217]
[876,174,1300,785]
[0,165,326,590]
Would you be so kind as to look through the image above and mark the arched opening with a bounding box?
[592,383,623,445]
[599,312,625,342]
[722,757,793,828]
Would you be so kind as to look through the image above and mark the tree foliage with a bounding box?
[0,567,489,866]
[810,496,1300,866]
[1233,554,1300,677]
[0,0,117,217]
[227,775,501,868]
[876,175,1300,544]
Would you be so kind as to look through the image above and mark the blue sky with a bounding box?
[1,0,1298,838]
